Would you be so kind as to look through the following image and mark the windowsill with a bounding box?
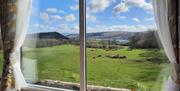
[22,84,74,91]
[22,83,131,91]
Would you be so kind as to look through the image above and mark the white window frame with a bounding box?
[26,84,74,91]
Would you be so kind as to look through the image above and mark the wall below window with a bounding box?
[35,79,130,91]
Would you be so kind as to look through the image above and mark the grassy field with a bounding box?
[22,44,170,90]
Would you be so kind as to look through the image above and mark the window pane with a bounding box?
[86,0,169,91]
[22,0,80,90]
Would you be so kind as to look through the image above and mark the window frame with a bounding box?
[22,84,74,91]
[79,0,87,90]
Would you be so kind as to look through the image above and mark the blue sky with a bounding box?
[28,0,156,34]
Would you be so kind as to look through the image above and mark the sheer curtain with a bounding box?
[153,0,180,91]
[0,0,32,91]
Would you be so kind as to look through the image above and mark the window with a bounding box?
[21,0,170,91]
[22,0,80,90]
[86,0,169,90]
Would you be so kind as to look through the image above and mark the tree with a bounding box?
[129,29,159,49]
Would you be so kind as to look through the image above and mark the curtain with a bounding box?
[153,0,180,90]
[0,0,32,91]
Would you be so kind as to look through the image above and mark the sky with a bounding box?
[28,0,156,34]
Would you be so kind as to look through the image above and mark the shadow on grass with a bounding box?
[138,48,169,64]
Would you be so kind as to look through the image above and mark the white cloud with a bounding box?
[50,15,62,21]
[125,0,145,6]
[40,12,64,22]
[58,24,69,32]
[89,0,115,13]
[124,0,153,11]
[32,24,41,29]
[31,23,79,34]
[113,3,129,13]
[114,0,153,13]
[46,8,64,13]
[65,14,76,22]
[87,25,155,33]
[133,18,140,22]
[144,17,154,21]
[86,14,97,22]
[32,24,52,32]
[141,2,153,11]
[56,24,79,33]
[73,25,79,30]
[86,0,116,22]
[46,8,58,13]
[31,24,155,34]
[70,5,79,10]
[34,24,48,30]
[59,10,65,13]
[117,15,127,20]
[40,12,49,21]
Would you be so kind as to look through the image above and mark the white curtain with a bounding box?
[152,0,176,63]
[10,0,32,90]
[152,0,180,90]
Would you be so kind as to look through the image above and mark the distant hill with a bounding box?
[67,31,136,41]
[24,32,69,48]
[27,32,69,39]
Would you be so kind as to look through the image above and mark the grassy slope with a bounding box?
[22,45,170,90]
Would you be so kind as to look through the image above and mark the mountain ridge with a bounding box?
[27,32,69,39]
[67,31,137,41]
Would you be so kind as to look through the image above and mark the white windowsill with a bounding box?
[22,84,75,91]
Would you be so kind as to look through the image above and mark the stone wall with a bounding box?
[35,79,131,91]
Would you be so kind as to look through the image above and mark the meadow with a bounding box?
[20,44,170,90]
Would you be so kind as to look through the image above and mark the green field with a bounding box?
[22,44,170,90]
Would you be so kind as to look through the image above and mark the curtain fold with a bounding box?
[152,0,177,64]
[153,0,180,90]
[0,0,32,91]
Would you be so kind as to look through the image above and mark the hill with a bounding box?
[67,31,136,41]
[27,32,69,39]
[24,32,69,48]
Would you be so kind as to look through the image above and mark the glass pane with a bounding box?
[86,0,169,91]
[22,0,80,90]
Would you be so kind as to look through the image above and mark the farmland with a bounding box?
[22,44,170,90]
